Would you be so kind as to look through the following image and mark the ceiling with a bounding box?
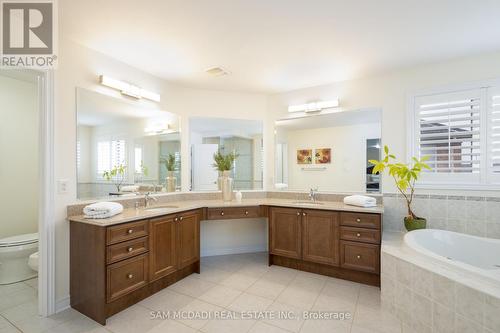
[61,0,500,93]
[190,117,263,137]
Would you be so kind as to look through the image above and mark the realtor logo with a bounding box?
[1,0,57,68]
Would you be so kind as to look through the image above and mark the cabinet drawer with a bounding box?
[106,254,148,302]
[107,236,149,264]
[340,226,380,244]
[340,212,380,229]
[207,206,261,220]
[106,220,149,245]
[340,241,380,274]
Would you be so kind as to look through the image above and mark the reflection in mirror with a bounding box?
[189,117,263,191]
[275,109,381,193]
[76,88,181,199]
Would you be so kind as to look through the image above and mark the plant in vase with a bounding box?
[103,164,127,193]
[161,154,178,192]
[212,151,239,201]
[369,146,431,231]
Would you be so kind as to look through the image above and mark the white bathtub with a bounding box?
[404,229,500,283]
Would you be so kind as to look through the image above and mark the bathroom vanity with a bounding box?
[69,197,382,325]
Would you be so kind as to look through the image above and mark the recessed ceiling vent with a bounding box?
[205,67,230,77]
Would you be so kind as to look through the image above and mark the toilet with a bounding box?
[0,233,38,285]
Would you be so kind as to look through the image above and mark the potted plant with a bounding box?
[369,146,431,231]
[212,151,238,201]
[103,164,127,193]
[161,154,178,192]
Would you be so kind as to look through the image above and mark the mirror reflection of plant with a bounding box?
[161,153,178,172]
[212,151,239,171]
[369,146,431,219]
[103,164,127,192]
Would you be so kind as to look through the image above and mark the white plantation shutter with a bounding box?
[97,141,111,174]
[111,139,126,167]
[97,139,127,177]
[488,87,500,182]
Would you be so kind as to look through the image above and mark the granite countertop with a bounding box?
[68,198,384,226]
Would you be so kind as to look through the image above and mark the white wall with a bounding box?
[284,123,380,192]
[0,74,38,238]
[267,50,500,196]
[54,37,269,303]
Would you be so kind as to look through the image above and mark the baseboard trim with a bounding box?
[201,245,266,257]
[55,295,70,313]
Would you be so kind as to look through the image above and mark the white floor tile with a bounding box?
[198,285,242,308]
[176,299,224,330]
[106,304,160,333]
[248,321,290,333]
[227,292,273,313]
[220,273,259,291]
[168,275,216,298]
[139,289,194,312]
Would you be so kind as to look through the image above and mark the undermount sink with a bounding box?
[292,201,324,206]
[144,205,179,212]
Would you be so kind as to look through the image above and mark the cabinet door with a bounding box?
[302,210,339,266]
[269,207,302,259]
[177,211,200,269]
[149,215,177,281]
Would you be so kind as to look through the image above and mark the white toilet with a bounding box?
[0,233,38,284]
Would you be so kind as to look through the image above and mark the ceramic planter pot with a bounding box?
[221,170,233,201]
[166,171,176,192]
[404,216,427,231]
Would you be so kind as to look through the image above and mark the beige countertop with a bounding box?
[68,198,384,226]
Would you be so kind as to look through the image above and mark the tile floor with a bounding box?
[0,253,402,333]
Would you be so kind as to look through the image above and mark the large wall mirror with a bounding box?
[189,117,264,191]
[77,88,181,199]
[275,109,382,193]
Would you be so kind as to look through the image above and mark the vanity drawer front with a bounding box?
[340,241,380,274]
[207,206,261,220]
[106,254,148,303]
[106,220,149,245]
[107,236,149,264]
[340,226,380,244]
[340,212,380,229]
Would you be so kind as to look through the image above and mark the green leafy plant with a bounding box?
[160,153,177,172]
[212,151,239,171]
[369,146,431,219]
[102,164,127,192]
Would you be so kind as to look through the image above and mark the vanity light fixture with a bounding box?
[288,99,339,113]
[144,123,174,135]
[99,75,161,102]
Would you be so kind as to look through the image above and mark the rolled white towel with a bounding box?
[83,202,123,219]
[343,195,377,207]
[121,185,139,192]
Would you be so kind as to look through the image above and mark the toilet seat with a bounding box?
[0,233,38,247]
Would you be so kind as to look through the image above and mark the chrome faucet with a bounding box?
[144,192,158,207]
[309,188,318,202]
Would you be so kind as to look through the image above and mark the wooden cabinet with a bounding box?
[149,210,200,280]
[176,210,200,269]
[269,207,302,259]
[70,209,202,325]
[206,206,262,220]
[302,209,339,266]
[268,206,381,285]
[149,215,177,281]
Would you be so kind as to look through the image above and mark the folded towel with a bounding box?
[121,185,139,192]
[83,202,123,219]
[343,195,377,207]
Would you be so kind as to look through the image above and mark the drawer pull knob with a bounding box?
[302,212,306,216]
[174,217,178,222]
[127,247,133,252]
[245,211,249,215]
[127,229,133,234]
[356,255,361,259]
[179,216,183,221]
[127,274,133,279]
[221,212,224,216]
[297,212,300,216]
[356,233,361,237]
[356,218,361,223]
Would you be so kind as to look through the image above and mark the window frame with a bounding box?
[407,79,500,190]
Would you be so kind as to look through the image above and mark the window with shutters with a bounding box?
[409,83,500,188]
[97,138,126,177]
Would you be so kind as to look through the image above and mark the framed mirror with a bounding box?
[189,117,264,191]
[76,88,181,199]
[274,109,381,193]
